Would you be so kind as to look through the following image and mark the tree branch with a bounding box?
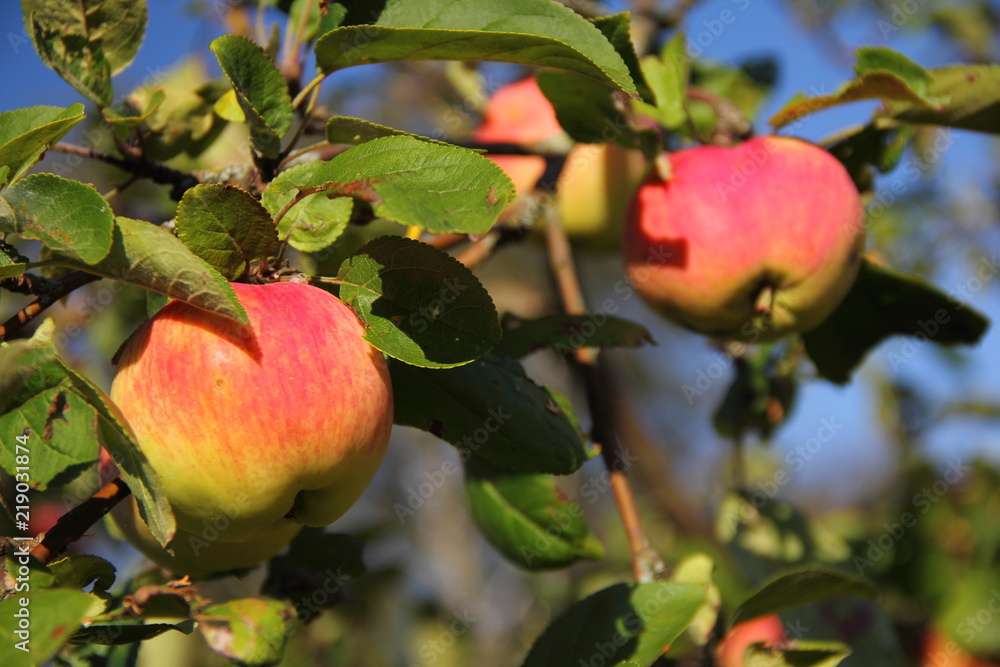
[30,477,132,564]
[49,143,199,199]
[0,271,101,341]
[543,208,665,583]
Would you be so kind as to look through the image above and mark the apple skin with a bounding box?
[110,282,393,572]
[475,76,647,241]
[623,136,865,341]
[717,615,785,667]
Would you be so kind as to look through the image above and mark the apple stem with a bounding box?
[543,207,666,583]
[29,476,132,564]
[754,284,776,316]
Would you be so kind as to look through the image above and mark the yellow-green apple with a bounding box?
[717,615,785,667]
[623,136,864,341]
[109,281,393,575]
[474,76,647,241]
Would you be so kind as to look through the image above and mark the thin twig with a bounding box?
[30,477,132,564]
[49,143,198,198]
[543,208,665,583]
[454,231,501,269]
[0,271,101,341]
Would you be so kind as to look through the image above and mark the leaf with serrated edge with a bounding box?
[47,216,247,324]
[175,184,278,280]
[389,355,594,475]
[521,582,707,666]
[770,47,944,129]
[262,162,352,253]
[0,173,114,264]
[338,236,501,367]
[465,453,603,569]
[730,568,878,627]
[309,136,514,235]
[325,116,451,146]
[0,103,85,185]
[315,0,635,95]
[210,34,293,158]
[0,320,176,545]
[881,64,1000,133]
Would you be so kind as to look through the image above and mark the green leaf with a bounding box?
[0,320,176,545]
[881,64,1000,133]
[825,123,916,193]
[746,640,852,667]
[210,34,293,158]
[634,32,689,131]
[71,620,196,645]
[199,598,296,666]
[22,0,147,105]
[770,47,944,129]
[0,104,85,186]
[938,569,1000,654]
[175,184,279,280]
[325,116,452,146]
[308,135,514,235]
[464,453,603,570]
[0,588,95,665]
[0,173,114,265]
[337,236,501,367]
[0,241,30,279]
[590,13,652,103]
[712,354,796,441]
[49,554,116,595]
[315,0,636,96]
[803,260,990,384]
[390,355,594,475]
[521,581,708,666]
[49,216,248,324]
[671,553,721,646]
[262,162,353,253]
[494,313,655,358]
[535,69,630,144]
[731,568,878,627]
[102,89,164,132]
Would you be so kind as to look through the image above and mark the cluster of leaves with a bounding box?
[0,0,998,666]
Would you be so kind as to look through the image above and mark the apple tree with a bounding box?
[0,0,998,665]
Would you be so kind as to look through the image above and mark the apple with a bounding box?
[717,615,785,667]
[623,136,865,341]
[109,281,393,575]
[474,76,647,242]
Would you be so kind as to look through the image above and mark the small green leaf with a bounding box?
[175,184,279,280]
[535,70,630,145]
[634,32,689,131]
[464,453,603,570]
[338,236,501,367]
[0,588,95,665]
[48,216,248,324]
[881,64,1000,133]
[262,162,352,253]
[0,103,85,185]
[210,34,294,158]
[0,241,30,279]
[315,0,636,96]
[803,259,990,384]
[494,313,655,358]
[0,173,114,265]
[102,89,164,131]
[731,568,878,627]
[199,598,296,665]
[49,554,116,595]
[390,355,594,475]
[22,0,147,105]
[826,123,916,192]
[0,320,176,545]
[325,116,451,146]
[746,640,852,667]
[521,581,708,666]
[671,553,721,646]
[309,135,514,235]
[770,47,944,129]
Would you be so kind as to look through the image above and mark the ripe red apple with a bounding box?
[717,615,785,667]
[109,282,393,575]
[474,76,647,242]
[623,136,865,341]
